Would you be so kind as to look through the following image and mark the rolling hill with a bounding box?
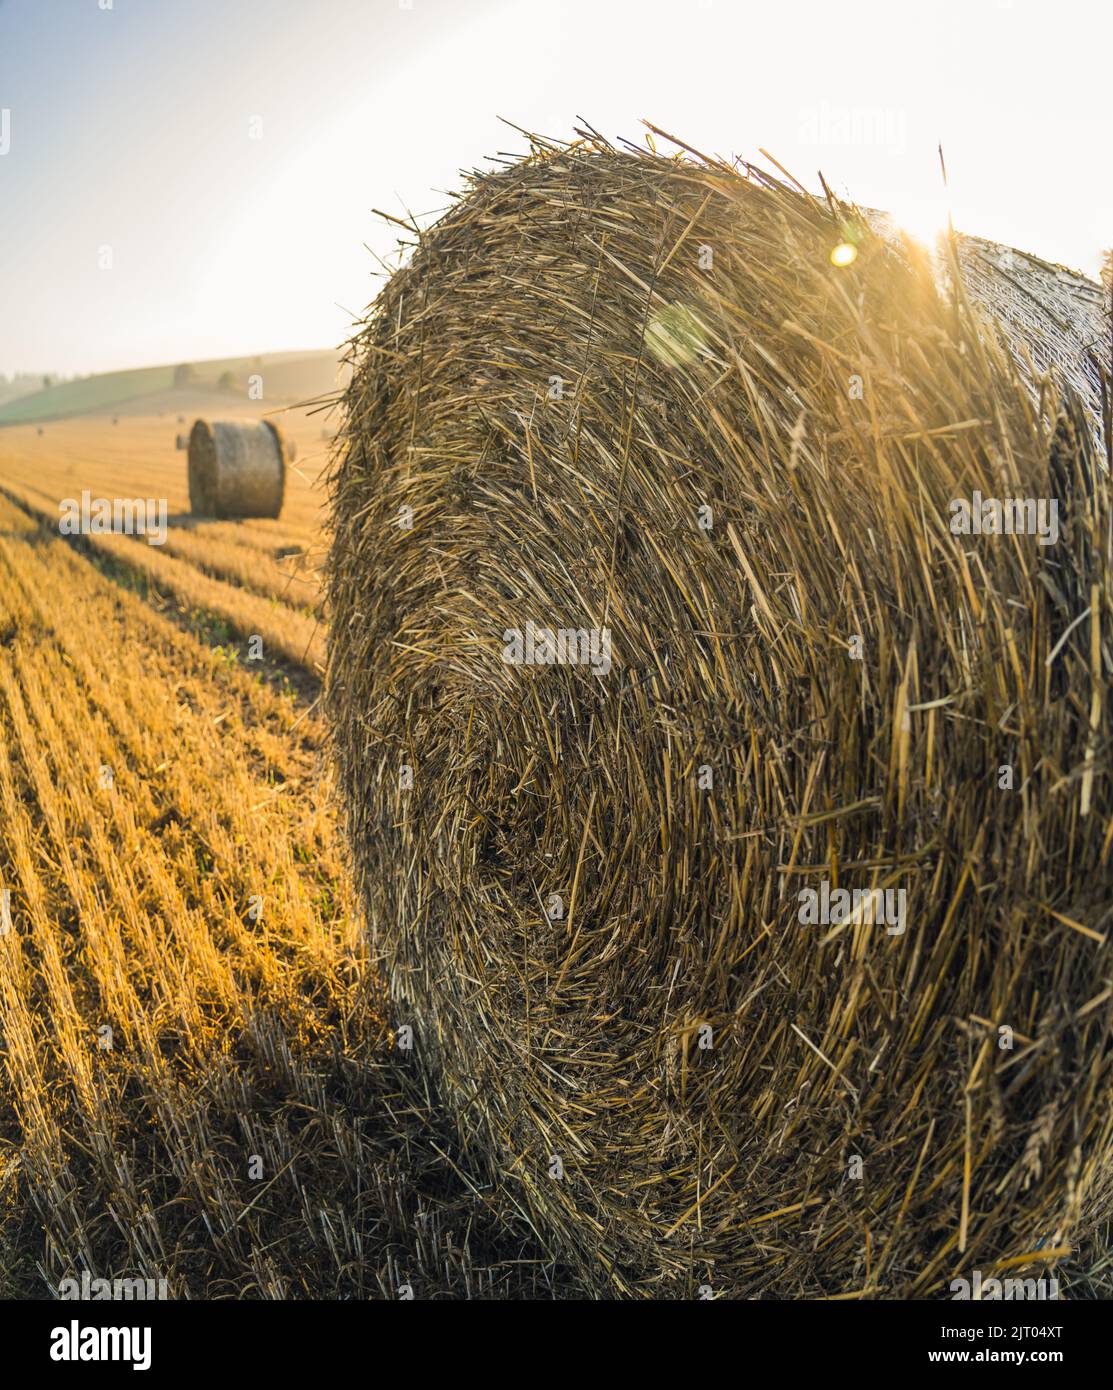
[0,350,345,426]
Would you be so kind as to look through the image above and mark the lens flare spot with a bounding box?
[646,302,709,368]
[830,242,858,268]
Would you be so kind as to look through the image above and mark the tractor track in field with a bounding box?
[0,480,323,707]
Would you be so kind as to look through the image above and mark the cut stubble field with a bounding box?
[0,417,556,1299]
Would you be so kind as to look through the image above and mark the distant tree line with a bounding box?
[0,372,61,407]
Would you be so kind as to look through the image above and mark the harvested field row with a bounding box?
[4,473,322,618]
[1,486,324,673]
[0,491,556,1299]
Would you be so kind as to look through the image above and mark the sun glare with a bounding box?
[889,200,953,249]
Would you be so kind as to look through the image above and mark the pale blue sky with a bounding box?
[1,0,1109,378]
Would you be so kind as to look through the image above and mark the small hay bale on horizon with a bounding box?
[327,133,1113,1297]
[187,418,286,519]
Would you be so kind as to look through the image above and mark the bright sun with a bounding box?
[888,199,953,249]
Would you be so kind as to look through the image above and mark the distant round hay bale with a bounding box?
[187,419,286,518]
[327,139,1112,1296]
[175,433,187,451]
[287,438,298,463]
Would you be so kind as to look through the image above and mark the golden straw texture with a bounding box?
[327,133,1111,1297]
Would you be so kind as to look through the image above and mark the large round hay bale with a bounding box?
[327,139,1112,1296]
[187,419,286,518]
